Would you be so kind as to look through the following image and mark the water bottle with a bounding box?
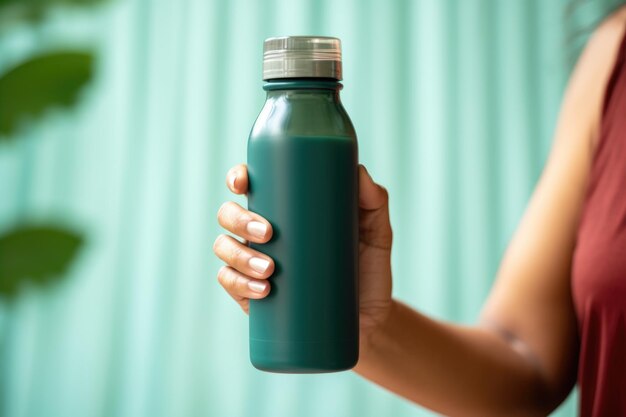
[247,36,359,373]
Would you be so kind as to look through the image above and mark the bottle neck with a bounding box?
[263,78,342,100]
[253,77,354,138]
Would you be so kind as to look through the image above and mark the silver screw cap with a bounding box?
[262,36,342,81]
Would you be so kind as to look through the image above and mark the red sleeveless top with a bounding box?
[572,27,626,416]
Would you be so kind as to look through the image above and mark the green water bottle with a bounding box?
[247,36,359,373]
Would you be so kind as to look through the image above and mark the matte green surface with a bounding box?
[248,80,359,373]
[0,0,617,416]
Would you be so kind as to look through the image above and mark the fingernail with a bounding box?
[247,221,267,238]
[249,257,270,273]
[248,280,267,293]
[229,174,237,190]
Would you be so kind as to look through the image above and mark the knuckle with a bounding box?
[219,267,238,291]
[217,265,229,286]
[379,186,390,203]
[229,243,245,264]
[217,202,230,221]
[233,213,253,232]
[232,273,246,291]
[213,234,226,254]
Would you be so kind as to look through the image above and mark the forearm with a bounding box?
[354,300,551,417]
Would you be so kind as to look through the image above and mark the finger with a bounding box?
[226,164,249,195]
[217,266,271,302]
[213,234,275,279]
[217,201,273,243]
[358,165,388,210]
[239,298,250,315]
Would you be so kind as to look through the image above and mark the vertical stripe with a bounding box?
[0,0,612,416]
[100,0,154,414]
[445,0,462,322]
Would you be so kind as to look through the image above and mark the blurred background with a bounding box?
[0,0,621,416]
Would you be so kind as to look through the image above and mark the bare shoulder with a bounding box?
[595,5,626,37]
[564,6,626,151]
[586,5,626,60]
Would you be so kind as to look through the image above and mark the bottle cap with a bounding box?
[262,36,342,81]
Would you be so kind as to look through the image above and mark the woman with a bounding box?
[213,6,626,416]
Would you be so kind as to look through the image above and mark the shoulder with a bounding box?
[563,6,626,152]
[581,6,626,63]
[585,6,626,67]
[593,5,626,41]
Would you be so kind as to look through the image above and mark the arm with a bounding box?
[354,12,626,417]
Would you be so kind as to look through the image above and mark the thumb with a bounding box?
[358,165,388,210]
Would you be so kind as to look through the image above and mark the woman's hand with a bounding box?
[213,163,393,345]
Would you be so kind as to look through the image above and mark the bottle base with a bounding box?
[250,337,359,374]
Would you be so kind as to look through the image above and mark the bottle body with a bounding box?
[247,80,359,373]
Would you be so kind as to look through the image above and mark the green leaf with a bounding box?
[0,0,104,7]
[0,51,94,139]
[0,225,84,297]
[0,0,106,24]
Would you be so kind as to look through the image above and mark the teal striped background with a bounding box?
[0,0,617,416]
